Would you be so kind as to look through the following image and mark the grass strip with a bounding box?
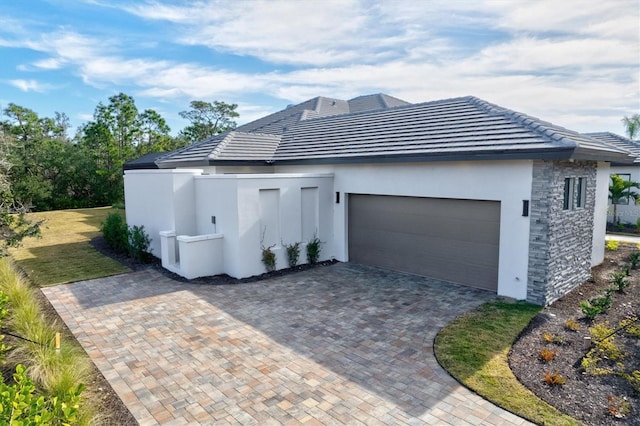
[9,207,130,286]
[434,300,580,426]
[0,257,98,425]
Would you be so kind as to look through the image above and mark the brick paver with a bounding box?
[43,263,533,425]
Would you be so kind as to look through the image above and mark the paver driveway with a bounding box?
[43,263,532,425]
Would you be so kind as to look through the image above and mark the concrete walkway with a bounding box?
[605,233,640,243]
[43,263,532,425]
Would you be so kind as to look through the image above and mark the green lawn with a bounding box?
[434,301,580,426]
[9,207,130,286]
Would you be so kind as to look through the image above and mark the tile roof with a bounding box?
[150,94,634,169]
[586,132,640,164]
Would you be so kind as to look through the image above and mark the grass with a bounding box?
[434,300,580,426]
[9,207,130,286]
[0,257,96,425]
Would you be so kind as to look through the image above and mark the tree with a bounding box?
[622,114,640,140]
[609,174,640,225]
[179,100,239,143]
[0,124,41,254]
[78,93,176,204]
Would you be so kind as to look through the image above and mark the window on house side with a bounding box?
[616,173,632,205]
[563,178,574,210]
[576,177,586,208]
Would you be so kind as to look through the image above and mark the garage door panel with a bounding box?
[348,194,500,291]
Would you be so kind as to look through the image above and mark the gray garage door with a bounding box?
[348,194,500,291]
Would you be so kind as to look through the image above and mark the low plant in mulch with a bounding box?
[509,244,640,425]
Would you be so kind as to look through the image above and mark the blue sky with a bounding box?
[0,0,638,137]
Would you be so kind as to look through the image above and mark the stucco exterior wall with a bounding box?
[527,160,596,305]
[194,173,334,278]
[592,162,610,266]
[124,169,201,256]
[276,160,534,300]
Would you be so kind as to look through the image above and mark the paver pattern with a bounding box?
[43,263,533,425]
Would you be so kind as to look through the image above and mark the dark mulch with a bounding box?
[509,245,640,426]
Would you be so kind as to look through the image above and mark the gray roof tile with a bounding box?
[586,132,640,164]
[153,94,634,168]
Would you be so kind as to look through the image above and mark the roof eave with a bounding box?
[569,147,636,164]
[272,147,578,166]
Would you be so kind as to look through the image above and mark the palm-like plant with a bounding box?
[609,174,640,225]
[622,114,640,140]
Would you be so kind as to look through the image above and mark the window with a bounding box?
[576,177,586,208]
[563,178,574,210]
[564,177,587,210]
[613,173,631,205]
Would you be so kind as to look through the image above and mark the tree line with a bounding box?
[0,93,239,211]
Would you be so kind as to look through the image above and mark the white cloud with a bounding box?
[0,0,637,134]
[9,79,53,92]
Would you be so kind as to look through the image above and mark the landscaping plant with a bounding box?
[128,225,152,263]
[0,258,95,425]
[306,235,322,264]
[284,242,300,268]
[605,240,619,251]
[102,212,128,254]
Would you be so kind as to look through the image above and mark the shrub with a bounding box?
[539,348,558,362]
[101,213,128,254]
[589,322,624,361]
[605,240,619,251]
[541,332,555,343]
[607,395,631,419]
[620,316,640,338]
[542,371,566,386]
[128,225,152,263]
[630,251,640,268]
[626,370,640,392]
[306,235,322,264]
[610,271,630,292]
[564,318,581,332]
[284,242,300,268]
[0,364,84,425]
[261,246,276,272]
[580,300,603,321]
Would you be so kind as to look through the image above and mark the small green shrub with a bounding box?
[610,271,630,292]
[0,364,83,425]
[128,225,152,263]
[261,246,276,272]
[605,240,619,251]
[284,242,300,268]
[101,213,128,254]
[306,235,322,264]
[629,251,640,268]
[580,300,603,321]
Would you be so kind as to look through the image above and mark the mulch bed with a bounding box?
[509,245,640,426]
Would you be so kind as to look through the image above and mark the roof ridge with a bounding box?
[209,132,235,159]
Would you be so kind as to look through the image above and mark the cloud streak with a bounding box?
[0,0,637,133]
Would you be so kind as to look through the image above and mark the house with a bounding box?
[124,94,634,306]
[587,132,640,225]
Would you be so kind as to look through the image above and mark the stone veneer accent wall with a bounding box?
[527,160,597,305]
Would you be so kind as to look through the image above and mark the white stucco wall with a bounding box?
[592,162,611,266]
[276,160,534,300]
[608,165,640,224]
[124,169,201,256]
[193,173,334,278]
